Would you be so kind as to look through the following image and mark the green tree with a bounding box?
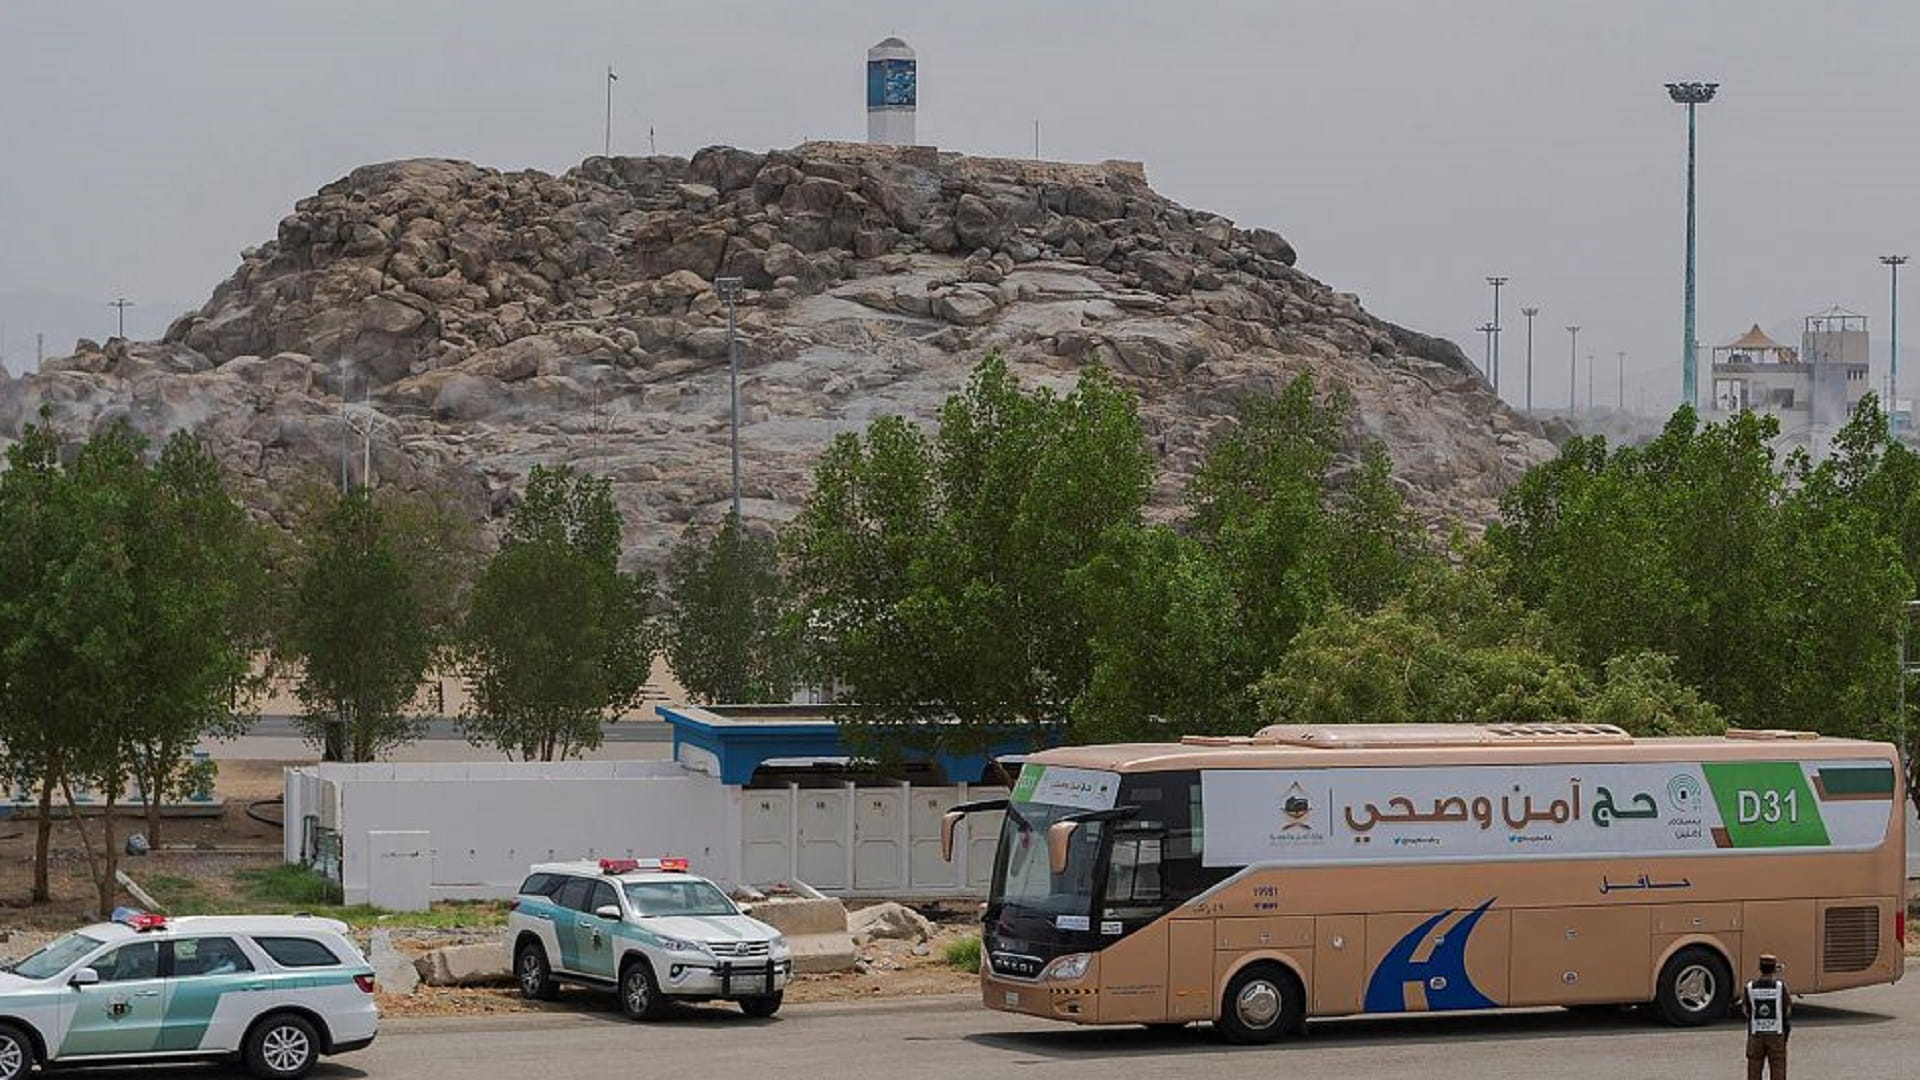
[458,466,657,760]
[665,514,797,704]
[0,417,87,901]
[786,353,1151,751]
[281,488,458,761]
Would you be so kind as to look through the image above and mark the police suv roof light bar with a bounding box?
[598,857,690,875]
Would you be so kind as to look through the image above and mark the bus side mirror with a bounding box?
[941,810,963,863]
[1048,821,1079,876]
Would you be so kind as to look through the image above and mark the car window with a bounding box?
[519,873,563,897]
[587,881,618,914]
[172,937,254,977]
[554,877,595,912]
[89,941,160,983]
[622,879,738,917]
[253,936,341,969]
[7,932,103,981]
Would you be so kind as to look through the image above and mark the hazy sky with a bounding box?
[2,1,1915,411]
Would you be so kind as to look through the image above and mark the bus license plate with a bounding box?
[1004,991,1019,1007]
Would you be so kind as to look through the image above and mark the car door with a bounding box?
[159,936,266,1053]
[549,878,594,974]
[572,881,620,982]
[59,940,166,1058]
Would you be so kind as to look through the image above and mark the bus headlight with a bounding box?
[1045,953,1093,981]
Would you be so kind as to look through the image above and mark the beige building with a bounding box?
[1707,309,1871,450]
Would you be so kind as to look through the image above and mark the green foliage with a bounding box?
[0,417,265,911]
[1487,403,1909,746]
[665,514,799,704]
[787,353,1151,751]
[237,864,343,907]
[1072,375,1427,741]
[942,933,982,973]
[458,466,658,760]
[281,487,462,762]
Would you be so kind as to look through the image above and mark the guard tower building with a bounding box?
[866,37,916,146]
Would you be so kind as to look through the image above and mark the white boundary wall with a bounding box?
[284,760,1005,904]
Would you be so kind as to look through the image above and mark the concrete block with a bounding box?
[414,942,511,987]
[368,929,420,995]
[750,896,847,937]
[786,932,858,974]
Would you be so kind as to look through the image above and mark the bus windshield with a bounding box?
[990,802,1106,918]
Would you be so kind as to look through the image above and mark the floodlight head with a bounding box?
[1486,276,1508,287]
[1666,81,1719,104]
[1882,255,1910,267]
[1521,306,1540,317]
[1566,325,1580,334]
[714,276,743,301]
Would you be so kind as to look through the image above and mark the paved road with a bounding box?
[66,979,1920,1080]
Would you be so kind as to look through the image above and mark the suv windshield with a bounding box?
[9,932,103,980]
[623,879,737,917]
[990,802,1106,918]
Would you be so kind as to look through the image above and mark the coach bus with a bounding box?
[941,723,1905,1042]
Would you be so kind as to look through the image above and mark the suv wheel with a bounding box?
[0,1024,34,1080]
[245,1012,320,1080]
[620,958,668,1021]
[516,939,558,1000]
[740,991,783,1018]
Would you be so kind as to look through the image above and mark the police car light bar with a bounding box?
[598,857,690,874]
[110,908,167,932]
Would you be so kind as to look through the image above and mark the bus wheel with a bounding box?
[1217,963,1304,1044]
[1655,946,1732,1026]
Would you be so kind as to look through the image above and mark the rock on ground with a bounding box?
[414,941,511,987]
[369,928,421,995]
[849,901,935,944]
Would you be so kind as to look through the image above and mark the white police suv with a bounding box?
[0,910,376,1080]
[509,858,793,1020]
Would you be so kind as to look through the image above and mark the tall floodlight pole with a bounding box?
[1477,323,1498,384]
[1566,326,1581,413]
[1521,306,1540,414]
[1486,276,1508,395]
[1884,255,1908,420]
[109,297,134,338]
[1667,81,1718,409]
[716,276,744,519]
[1617,351,1627,411]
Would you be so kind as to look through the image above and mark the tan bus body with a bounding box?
[960,724,1905,1042]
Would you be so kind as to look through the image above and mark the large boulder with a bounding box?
[368,929,420,995]
[414,942,510,987]
[849,902,935,944]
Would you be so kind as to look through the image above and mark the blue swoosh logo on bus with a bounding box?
[1363,899,1498,1013]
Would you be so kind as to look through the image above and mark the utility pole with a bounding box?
[109,297,134,339]
[1033,120,1041,160]
[1566,326,1581,413]
[1667,81,1719,409]
[605,67,618,157]
[1617,351,1627,411]
[1478,323,1498,385]
[35,332,43,369]
[716,277,744,519]
[1486,276,1508,395]
[1884,255,1908,424]
[1588,353,1596,416]
[1521,307,1540,414]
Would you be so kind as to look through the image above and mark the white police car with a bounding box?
[508,858,793,1020]
[0,910,376,1080]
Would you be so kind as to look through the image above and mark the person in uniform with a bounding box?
[1741,954,1790,1080]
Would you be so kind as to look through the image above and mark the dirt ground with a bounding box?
[0,760,289,930]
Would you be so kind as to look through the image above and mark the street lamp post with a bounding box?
[716,276,744,519]
[1667,80,1718,410]
[1566,325,1581,413]
[1520,307,1540,414]
[1884,255,1908,422]
[1487,276,1508,395]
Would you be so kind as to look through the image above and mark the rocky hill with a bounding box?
[0,142,1553,565]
